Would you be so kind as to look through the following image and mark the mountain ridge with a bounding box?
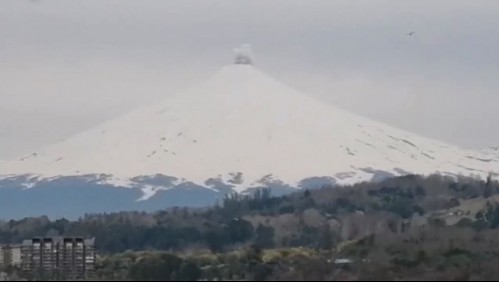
[0,64,497,216]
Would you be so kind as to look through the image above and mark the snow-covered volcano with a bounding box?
[0,56,498,216]
[481,147,499,163]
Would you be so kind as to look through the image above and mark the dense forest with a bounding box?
[2,174,499,280]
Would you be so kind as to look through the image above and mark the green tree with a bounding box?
[227,218,254,243]
[255,224,275,248]
[178,261,202,281]
[319,224,334,250]
[129,253,183,281]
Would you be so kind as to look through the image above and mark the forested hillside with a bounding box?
[2,174,499,280]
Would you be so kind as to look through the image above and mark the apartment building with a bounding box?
[0,244,22,269]
[21,237,95,280]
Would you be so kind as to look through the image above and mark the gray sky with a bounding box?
[1,0,499,159]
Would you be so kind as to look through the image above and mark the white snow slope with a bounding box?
[1,64,498,195]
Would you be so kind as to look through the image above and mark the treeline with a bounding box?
[0,174,498,255]
[98,225,499,281]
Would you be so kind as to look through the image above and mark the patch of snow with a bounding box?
[96,176,135,188]
[21,182,36,189]
[137,185,168,201]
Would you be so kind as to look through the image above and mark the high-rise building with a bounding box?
[0,244,22,269]
[21,237,95,280]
